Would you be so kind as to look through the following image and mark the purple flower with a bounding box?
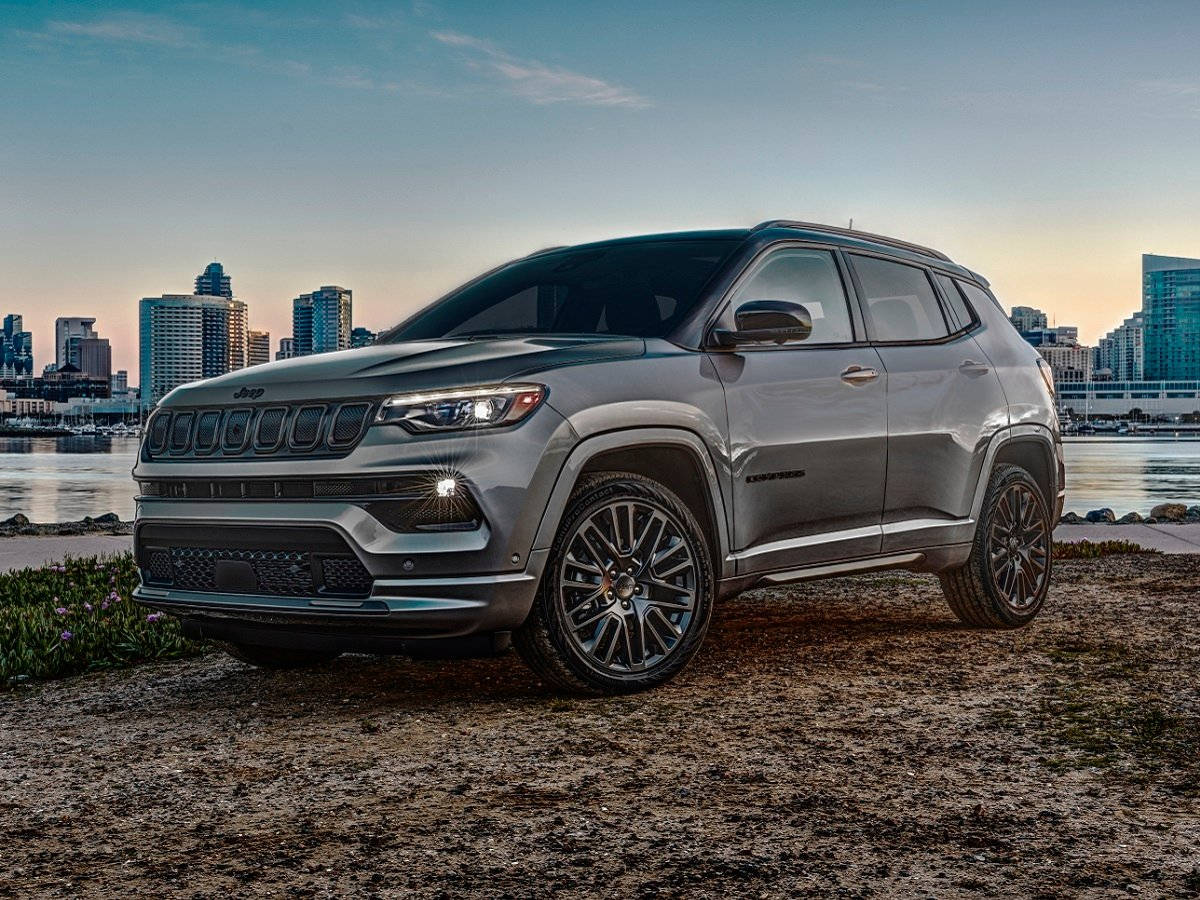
[60,631,72,641]
[55,607,68,615]
[84,602,93,612]
[101,601,109,610]
[146,613,162,623]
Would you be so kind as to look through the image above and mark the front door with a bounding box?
[707,246,888,575]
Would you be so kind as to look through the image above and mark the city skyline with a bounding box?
[7,2,1200,380]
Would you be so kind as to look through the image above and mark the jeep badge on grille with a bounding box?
[233,387,265,399]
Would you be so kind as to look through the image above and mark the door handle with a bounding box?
[840,364,880,384]
[959,359,990,376]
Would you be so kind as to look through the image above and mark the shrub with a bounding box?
[1052,539,1159,559]
[1,553,206,686]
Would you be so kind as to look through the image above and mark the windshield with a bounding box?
[381,239,741,342]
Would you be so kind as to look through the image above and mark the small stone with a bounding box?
[1058,512,1082,524]
[1085,508,1116,523]
[1186,506,1200,520]
[1144,517,1158,524]
[1149,503,1187,522]
[1,513,29,528]
[1116,512,1143,524]
[94,512,121,524]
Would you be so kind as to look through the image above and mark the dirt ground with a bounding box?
[2,556,1199,898]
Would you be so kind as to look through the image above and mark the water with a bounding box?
[1,435,1198,523]
[0,437,140,522]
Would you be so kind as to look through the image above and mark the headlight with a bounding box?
[375,384,546,433]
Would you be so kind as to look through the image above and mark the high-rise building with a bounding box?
[1010,306,1048,332]
[292,286,352,356]
[247,329,271,366]
[195,261,233,298]
[1,314,33,377]
[110,370,129,395]
[77,337,112,382]
[1143,253,1200,380]
[276,337,295,361]
[1097,312,1145,382]
[55,317,97,370]
[1037,344,1093,384]
[350,326,376,348]
[139,295,248,407]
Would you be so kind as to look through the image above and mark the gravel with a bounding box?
[2,556,1198,897]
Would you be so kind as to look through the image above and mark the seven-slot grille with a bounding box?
[144,401,373,459]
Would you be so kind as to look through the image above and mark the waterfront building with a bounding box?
[1010,306,1048,332]
[1097,311,1144,382]
[350,326,376,348]
[77,337,112,382]
[139,294,248,407]
[194,261,233,298]
[110,370,129,395]
[1143,253,1200,380]
[247,329,271,366]
[276,337,295,361]
[292,286,352,356]
[1037,343,1093,384]
[55,317,97,370]
[1056,380,1200,421]
[1,314,33,377]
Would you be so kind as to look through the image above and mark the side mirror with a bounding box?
[712,300,813,347]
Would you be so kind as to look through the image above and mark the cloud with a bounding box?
[431,30,650,109]
[45,13,190,47]
[1136,79,1200,98]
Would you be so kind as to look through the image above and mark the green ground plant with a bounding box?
[1,553,206,686]
[1052,539,1159,559]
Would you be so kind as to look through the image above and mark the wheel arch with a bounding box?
[970,425,1060,522]
[531,428,733,579]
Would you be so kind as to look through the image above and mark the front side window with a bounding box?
[850,254,950,342]
[718,248,854,344]
[382,239,740,342]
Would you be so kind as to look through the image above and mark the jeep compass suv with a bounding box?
[133,221,1064,694]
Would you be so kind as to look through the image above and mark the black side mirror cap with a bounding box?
[712,300,813,347]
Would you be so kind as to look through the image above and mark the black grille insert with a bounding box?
[194,411,221,452]
[290,405,325,448]
[137,524,373,599]
[255,407,287,450]
[148,412,171,452]
[170,412,194,451]
[222,409,252,451]
[330,403,371,445]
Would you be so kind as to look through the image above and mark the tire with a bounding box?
[222,642,341,670]
[513,472,715,695]
[939,463,1053,628]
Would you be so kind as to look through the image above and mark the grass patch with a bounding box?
[1052,539,1159,559]
[1043,690,1199,772]
[1,553,206,686]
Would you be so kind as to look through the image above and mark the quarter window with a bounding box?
[722,248,854,345]
[933,273,976,332]
[850,254,950,342]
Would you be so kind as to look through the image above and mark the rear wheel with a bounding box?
[222,642,341,670]
[514,472,714,695]
[940,464,1052,628]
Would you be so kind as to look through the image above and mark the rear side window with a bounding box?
[956,280,1004,317]
[932,273,977,332]
[849,254,949,342]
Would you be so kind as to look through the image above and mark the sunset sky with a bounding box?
[5,0,1200,383]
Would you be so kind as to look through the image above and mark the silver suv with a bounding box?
[133,221,1064,694]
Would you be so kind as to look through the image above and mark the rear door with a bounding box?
[707,245,887,574]
[845,253,1009,552]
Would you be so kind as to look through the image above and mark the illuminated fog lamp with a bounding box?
[435,477,458,499]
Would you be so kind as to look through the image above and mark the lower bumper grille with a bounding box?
[138,525,373,599]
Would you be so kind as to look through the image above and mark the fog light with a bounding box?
[435,477,458,498]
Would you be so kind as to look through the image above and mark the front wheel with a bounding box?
[940,464,1053,628]
[514,472,715,695]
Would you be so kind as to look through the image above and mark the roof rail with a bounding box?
[750,220,952,263]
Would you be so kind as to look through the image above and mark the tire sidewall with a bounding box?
[977,466,1053,627]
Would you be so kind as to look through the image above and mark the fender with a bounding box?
[530,426,735,579]
[968,423,1060,523]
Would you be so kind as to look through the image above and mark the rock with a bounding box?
[1058,512,1082,525]
[1116,511,1143,524]
[1,513,30,528]
[94,512,121,524]
[1186,506,1200,521]
[1144,517,1158,524]
[1085,508,1116,523]
[1149,503,1187,522]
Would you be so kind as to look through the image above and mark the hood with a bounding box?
[160,336,646,407]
